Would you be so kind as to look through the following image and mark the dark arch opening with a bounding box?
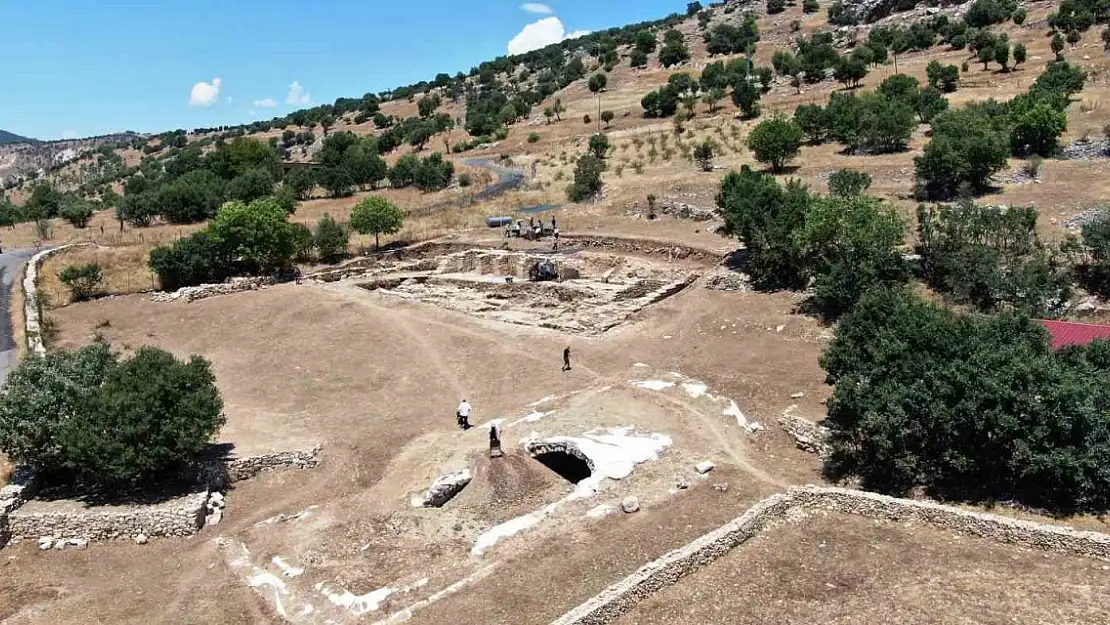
[533,451,593,484]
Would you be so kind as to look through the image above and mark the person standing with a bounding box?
[562,347,572,371]
[456,398,473,430]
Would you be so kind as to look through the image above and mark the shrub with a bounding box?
[313,213,350,263]
[59,263,104,301]
[1022,155,1043,179]
[412,153,455,191]
[747,114,803,172]
[567,154,604,202]
[0,343,224,486]
[209,198,295,274]
[583,114,592,125]
[767,0,786,14]
[458,172,473,187]
[1010,101,1067,156]
[601,110,615,127]
[914,106,1009,199]
[527,133,541,143]
[731,79,762,119]
[803,0,819,13]
[1078,210,1110,297]
[148,230,229,291]
[827,169,872,197]
[350,196,404,249]
[926,61,960,92]
[694,140,715,172]
[1012,7,1026,24]
[290,222,315,262]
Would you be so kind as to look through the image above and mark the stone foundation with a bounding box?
[7,491,209,542]
[150,276,273,303]
[551,486,1110,625]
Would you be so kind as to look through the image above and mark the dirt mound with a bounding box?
[447,451,571,523]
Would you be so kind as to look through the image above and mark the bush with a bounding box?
[527,133,541,143]
[59,263,104,301]
[209,198,295,274]
[601,110,615,127]
[458,172,473,187]
[290,222,315,262]
[767,0,786,13]
[350,196,404,249]
[313,213,350,263]
[803,0,820,13]
[413,153,455,191]
[0,343,224,486]
[916,201,1071,316]
[1010,101,1067,156]
[820,287,1110,514]
[731,79,762,119]
[148,230,229,291]
[567,154,604,202]
[583,114,592,125]
[1012,7,1026,24]
[747,115,803,172]
[694,140,715,171]
[642,85,680,118]
[827,169,872,196]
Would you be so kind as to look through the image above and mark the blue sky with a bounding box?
[0,1,682,140]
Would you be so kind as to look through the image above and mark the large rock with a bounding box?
[621,496,641,514]
[411,469,473,508]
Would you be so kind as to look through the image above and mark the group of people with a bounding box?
[455,347,572,430]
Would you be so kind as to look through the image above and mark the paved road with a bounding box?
[0,248,40,386]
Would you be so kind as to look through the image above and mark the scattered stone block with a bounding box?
[621,497,641,514]
[134,534,149,545]
[695,461,716,475]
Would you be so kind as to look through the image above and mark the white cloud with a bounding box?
[60,130,78,140]
[189,78,222,107]
[286,81,311,107]
[508,17,588,55]
[520,3,554,14]
[253,98,278,108]
[566,29,591,39]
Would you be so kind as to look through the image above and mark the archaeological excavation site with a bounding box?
[7,0,1110,623]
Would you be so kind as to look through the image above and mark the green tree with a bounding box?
[694,140,715,171]
[767,0,786,14]
[630,48,649,68]
[59,196,95,229]
[834,55,868,89]
[290,222,315,262]
[827,169,872,196]
[588,133,611,159]
[1013,43,1027,67]
[588,73,608,93]
[803,0,820,13]
[350,196,404,249]
[601,110,615,127]
[567,154,604,202]
[926,60,960,92]
[793,103,829,143]
[716,166,811,288]
[208,198,295,273]
[915,87,949,123]
[284,166,317,200]
[797,194,909,319]
[659,31,691,68]
[59,263,104,301]
[978,44,994,70]
[389,154,420,189]
[1051,32,1065,59]
[916,201,1071,315]
[313,213,350,262]
[418,94,441,117]
[59,347,224,485]
[1078,211,1110,296]
[413,153,455,191]
[318,167,355,197]
[1010,101,1067,156]
[914,106,1009,199]
[994,41,1011,71]
[634,30,658,54]
[702,87,725,114]
[731,79,761,119]
[747,114,803,172]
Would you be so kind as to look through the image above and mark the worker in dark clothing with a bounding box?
[562,346,572,371]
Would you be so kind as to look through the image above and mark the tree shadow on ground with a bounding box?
[32,442,236,507]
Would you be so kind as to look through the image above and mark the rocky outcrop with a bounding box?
[1064,207,1108,231]
[778,409,831,457]
[149,276,273,303]
[411,469,473,508]
[660,201,716,221]
[1063,138,1110,161]
[552,485,1110,625]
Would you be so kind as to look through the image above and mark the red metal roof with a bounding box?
[1041,320,1110,350]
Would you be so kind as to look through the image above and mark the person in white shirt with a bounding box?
[456,399,472,430]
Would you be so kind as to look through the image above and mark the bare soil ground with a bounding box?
[617,510,1110,625]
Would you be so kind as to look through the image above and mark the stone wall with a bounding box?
[149,276,273,303]
[195,446,322,490]
[7,491,209,542]
[778,411,831,457]
[23,243,96,356]
[551,486,1110,625]
[0,465,41,515]
[561,236,723,266]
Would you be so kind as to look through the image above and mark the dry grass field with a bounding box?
[5,1,1110,623]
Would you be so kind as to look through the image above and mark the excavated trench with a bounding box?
[532,451,593,484]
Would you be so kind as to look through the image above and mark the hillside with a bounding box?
[0,130,37,146]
